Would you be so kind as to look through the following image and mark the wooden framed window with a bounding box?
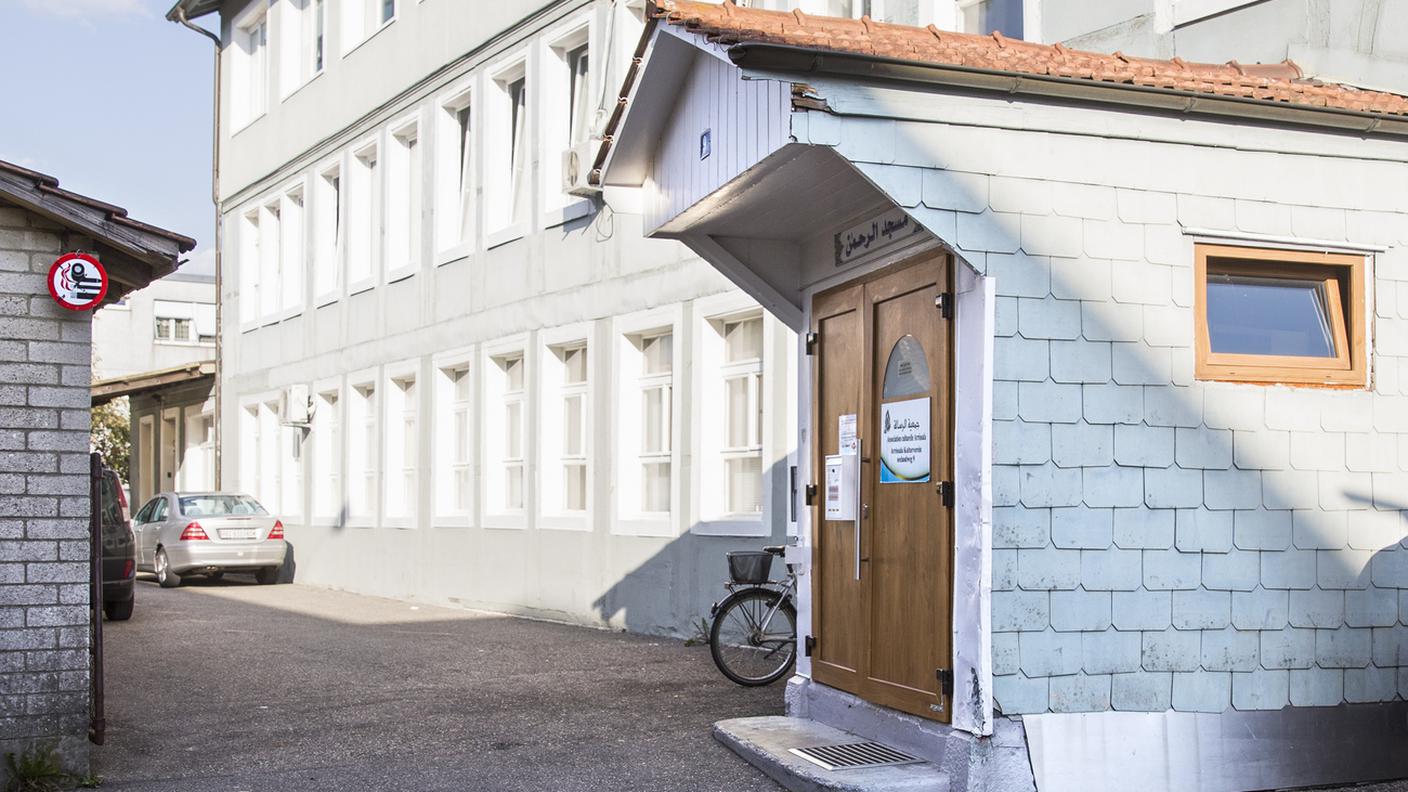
[1194,243,1366,387]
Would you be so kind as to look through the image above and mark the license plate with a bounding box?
[218,528,257,540]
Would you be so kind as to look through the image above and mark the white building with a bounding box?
[167,0,810,634]
[601,1,1408,791]
[91,272,215,381]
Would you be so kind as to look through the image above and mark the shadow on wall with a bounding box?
[277,540,298,584]
[592,459,792,638]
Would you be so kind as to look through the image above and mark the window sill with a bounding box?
[540,513,591,532]
[314,290,340,309]
[383,515,417,529]
[435,245,471,267]
[279,68,324,104]
[231,110,267,137]
[691,516,768,538]
[347,277,376,296]
[612,515,674,538]
[153,340,215,348]
[486,224,528,250]
[385,263,418,284]
[542,198,593,230]
[432,514,473,528]
[345,516,377,529]
[341,16,396,60]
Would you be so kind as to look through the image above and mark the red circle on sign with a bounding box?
[47,253,109,311]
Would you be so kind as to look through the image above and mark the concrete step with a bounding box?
[714,715,951,792]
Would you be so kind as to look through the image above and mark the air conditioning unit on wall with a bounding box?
[562,139,603,198]
[280,384,311,427]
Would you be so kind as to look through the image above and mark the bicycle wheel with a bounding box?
[710,587,797,686]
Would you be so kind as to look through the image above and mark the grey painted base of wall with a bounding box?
[786,676,1408,792]
[784,677,1036,792]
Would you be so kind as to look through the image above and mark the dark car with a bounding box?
[100,467,135,620]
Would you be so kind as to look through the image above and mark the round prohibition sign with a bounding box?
[47,252,109,311]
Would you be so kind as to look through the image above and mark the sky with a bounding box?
[0,0,218,275]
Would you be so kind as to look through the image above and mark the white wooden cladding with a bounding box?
[646,51,792,234]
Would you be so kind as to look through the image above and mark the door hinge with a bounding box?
[935,293,953,320]
[936,668,954,697]
[805,635,816,657]
[805,331,818,355]
[805,483,818,506]
[937,480,954,507]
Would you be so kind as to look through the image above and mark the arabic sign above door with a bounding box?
[834,207,921,268]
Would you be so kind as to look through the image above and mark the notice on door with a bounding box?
[839,413,857,455]
[880,397,930,484]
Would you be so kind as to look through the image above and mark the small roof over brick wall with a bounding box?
[0,159,196,305]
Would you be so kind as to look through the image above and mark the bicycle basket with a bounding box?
[727,551,774,585]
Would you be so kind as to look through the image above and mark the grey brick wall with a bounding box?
[813,109,1408,717]
[0,200,93,774]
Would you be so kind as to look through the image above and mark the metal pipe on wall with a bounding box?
[173,8,224,487]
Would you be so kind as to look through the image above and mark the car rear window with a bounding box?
[179,495,268,517]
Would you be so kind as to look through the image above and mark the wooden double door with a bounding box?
[810,253,954,722]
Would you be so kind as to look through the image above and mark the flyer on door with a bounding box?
[879,397,930,483]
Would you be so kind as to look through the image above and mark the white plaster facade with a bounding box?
[91,274,215,380]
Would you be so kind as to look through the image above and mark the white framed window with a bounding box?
[539,324,592,530]
[346,139,379,293]
[385,116,422,280]
[278,0,325,99]
[485,56,530,243]
[258,198,281,321]
[258,400,282,514]
[693,295,771,535]
[153,300,216,345]
[432,349,474,525]
[313,158,341,304]
[238,208,260,327]
[280,402,304,520]
[340,0,396,55]
[540,17,594,223]
[180,408,215,492]
[383,361,419,525]
[613,306,682,536]
[483,337,528,527]
[311,381,342,522]
[434,82,475,260]
[232,6,269,130]
[956,0,1025,38]
[279,181,305,315]
[346,371,378,525]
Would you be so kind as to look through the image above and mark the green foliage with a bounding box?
[683,616,711,647]
[3,742,69,792]
[90,397,130,484]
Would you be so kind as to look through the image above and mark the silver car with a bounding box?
[132,492,287,588]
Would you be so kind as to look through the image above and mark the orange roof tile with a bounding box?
[655,0,1408,117]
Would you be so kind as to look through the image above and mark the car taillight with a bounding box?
[268,520,284,541]
[180,522,209,541]
[122,559,133,579]
[115,481,130,522]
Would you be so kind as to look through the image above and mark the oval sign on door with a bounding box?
[880,335,931,483]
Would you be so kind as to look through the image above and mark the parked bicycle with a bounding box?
[709,545,797,686]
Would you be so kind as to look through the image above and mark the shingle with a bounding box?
[1083,466,1145,508]
[1231,587,1289,630]
[1172,589,1231,630]
[1051,422,1112,468]
[1080,548,1142,591]
[1346,588,1400,628]
[1200,628,1260,671]
[994,419,1051,465]
[996,336,1049,382]
[1142,628,1200,671]
[1344,666,1397,703]
[1143,549,1201,590]
[1080,300,1141,342]
[1202,550,1260,591]
[1020,463,1084,508]
[1083,384,1142,425]
[993,590,1051,632]
[1289,667,1344,707]
[1231,669,1288,711]
[1234,509,1292,551]
[1316,626,1372,668]
[1018,295,1081,340]
[1114,424,1173,467]
[1176,508,1232,553]
[1018,381,1081,423]
[1022,214,1084,258]
[1050,341,1112,385]
[1049,672,1111,713]
[1018,547,1081,591]
[1233,429,1290,471]
[1144,466,1203,509]
[1050,589,1112,632]
[1144,386,1202,428]
[1175,427,1233,469]
[1114,507,1174,550]
[1112,342,1171,386]
[1292,510,1348,551]
[1261,627,1316,669]
[1113,589,1171,630]
[1203,468,1263,511]
[1020,629,1083,676]
[1052,257,1111,302]
[1317,548,1373,590]
[1171,670,1230,713]
[994,506,1051,549]
[1111,671,1172,711]
[1082,630,1142,674]
[1288,588,1345,628]
[993,673,1049,715]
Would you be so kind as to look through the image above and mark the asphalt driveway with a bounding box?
[94,577,784,791]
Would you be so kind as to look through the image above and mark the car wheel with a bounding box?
[155,549,181,589]
[254,567,279,585]
[103,597,134,621]
[207,571,224,581]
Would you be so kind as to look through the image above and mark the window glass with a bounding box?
[960,0,1023,38]
[567,44,591,146]
[152,499,169,522]
[179,495,268,516]
[1206,275,1335,357]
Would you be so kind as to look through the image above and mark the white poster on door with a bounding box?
[880,397,930,484]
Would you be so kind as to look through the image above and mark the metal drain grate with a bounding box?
[789,741,923,771]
